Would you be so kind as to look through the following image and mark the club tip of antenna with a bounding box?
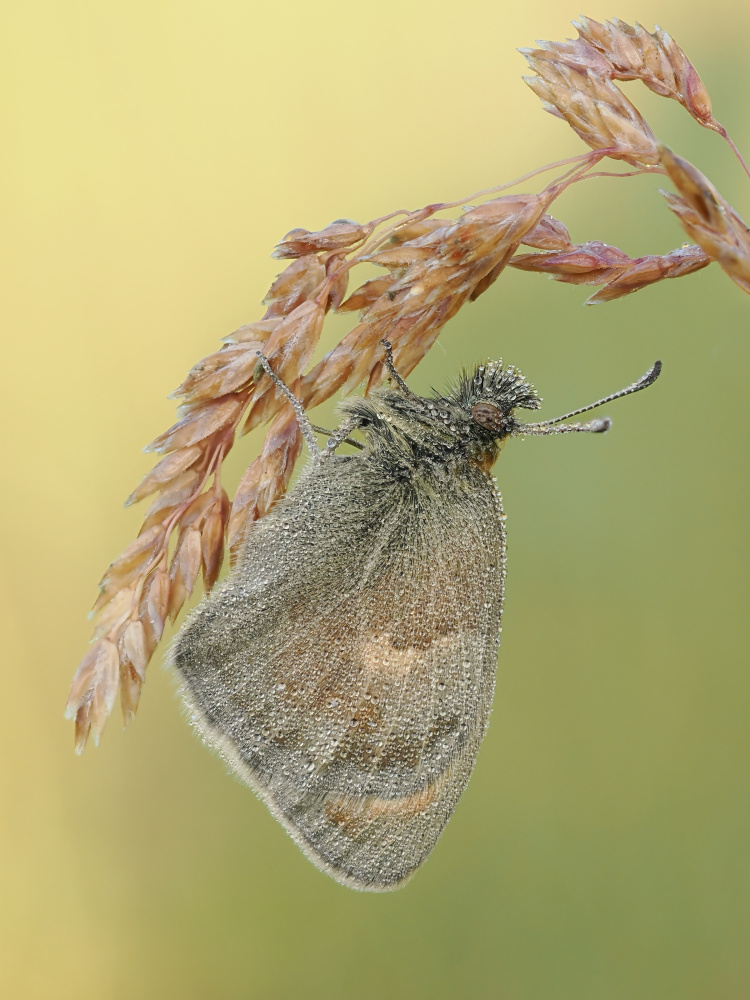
[638,360,662,390]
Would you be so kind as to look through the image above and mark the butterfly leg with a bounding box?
[254,352,320,455]
[323,415,364,457]
[380,339,421,401]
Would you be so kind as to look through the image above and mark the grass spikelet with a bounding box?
[510,241,712,302]
[573,18,714,129]
[227,407,302,558]
[659,146,750,294]
[522,58,659,165]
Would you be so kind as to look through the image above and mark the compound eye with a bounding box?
[471,401,506,433]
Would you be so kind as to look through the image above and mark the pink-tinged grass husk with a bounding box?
[659,147,750,295]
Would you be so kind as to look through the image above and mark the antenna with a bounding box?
[514,360,661,436]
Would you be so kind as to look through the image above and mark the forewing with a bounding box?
[172,455,505,890]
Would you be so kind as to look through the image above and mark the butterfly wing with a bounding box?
[172,453,505,890]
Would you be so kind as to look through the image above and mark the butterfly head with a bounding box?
[449,361,541,442]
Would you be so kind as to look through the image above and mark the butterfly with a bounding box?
[171,340,660,891]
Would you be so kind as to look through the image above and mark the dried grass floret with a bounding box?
[522,58,659,165]
[659,147,750,295]
[525,18,713,128]
[511,241,712,303]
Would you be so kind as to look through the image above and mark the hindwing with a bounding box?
[172,454,505,890]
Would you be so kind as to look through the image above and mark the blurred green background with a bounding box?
[2,2,749,998]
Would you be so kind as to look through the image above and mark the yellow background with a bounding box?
[2,2,749,998]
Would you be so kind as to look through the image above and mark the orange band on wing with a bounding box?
[324,771,447,833]
[356,632,459,679]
